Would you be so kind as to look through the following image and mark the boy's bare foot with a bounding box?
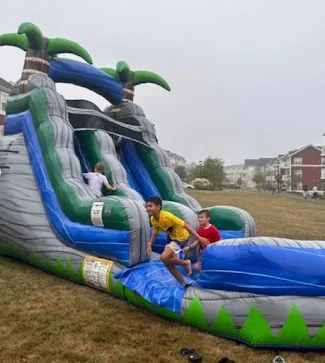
[184,260,192,276]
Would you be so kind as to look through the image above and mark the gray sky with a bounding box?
[1,0,325,165]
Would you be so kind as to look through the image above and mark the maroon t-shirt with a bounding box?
[198,224,221,255]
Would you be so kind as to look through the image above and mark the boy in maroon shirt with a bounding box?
[184,210,221,271]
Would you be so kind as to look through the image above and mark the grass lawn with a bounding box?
[1,190,325,363]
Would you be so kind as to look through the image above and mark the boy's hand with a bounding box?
[199,237,210,246]
[111,184,118,191]
[183,246,190,253]
[146,243,152,255]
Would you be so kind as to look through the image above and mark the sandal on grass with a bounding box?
[218,358,237,363]
[180,348,195,356]
[188,352,203,362]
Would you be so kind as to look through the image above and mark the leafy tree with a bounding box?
[174,165,188,181]
[291,172,301,190]
[275,173,282,190]
[201,157,225,190]
[252,169,266,189]
[0,22,92,93]
[100,61,170,103]
[187,162,200,182]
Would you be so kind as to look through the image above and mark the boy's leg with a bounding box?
[160,246,191,285]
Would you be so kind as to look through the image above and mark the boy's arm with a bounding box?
[185,223,210,245]
[147,233,158,254]
[148,233,158,246]
[103,179,117,191]
[184,239,200,253]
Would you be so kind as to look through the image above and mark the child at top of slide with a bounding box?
[83,162,117,198]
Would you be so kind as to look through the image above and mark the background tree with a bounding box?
[236,177,243,187]
[0,22,92,93]
[201,157,225,190]
[252,169,266,189]
[291,172,300,190]
[187,162,199,182]
[174,165,188,181]
[275,173,282,190]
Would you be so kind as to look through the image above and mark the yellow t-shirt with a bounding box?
[150,210,189,242]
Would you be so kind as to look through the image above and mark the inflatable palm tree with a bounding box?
[0,22,92,92]
[100,61,170,103]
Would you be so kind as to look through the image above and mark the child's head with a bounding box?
[94,162,105,173]
[146,196,162,216]
[198,210,211,226]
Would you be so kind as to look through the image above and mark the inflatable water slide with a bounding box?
[1,23,325,351]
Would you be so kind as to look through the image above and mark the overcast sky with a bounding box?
[1,0,325,165]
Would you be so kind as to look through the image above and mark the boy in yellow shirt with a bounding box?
[146,196,209,286]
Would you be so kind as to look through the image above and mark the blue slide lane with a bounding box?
[119,144,142,194]
[19,111,131,265]
[121,139,160,200]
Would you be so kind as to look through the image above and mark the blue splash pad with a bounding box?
[114,260,193,313]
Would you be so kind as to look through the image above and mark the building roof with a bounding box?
[244,158,275,167]
[224,164,244,169]
[277,144,321,160]
[0,77,12,93]
[164,150,187,163]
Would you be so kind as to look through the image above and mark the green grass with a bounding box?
[1,191,325,362]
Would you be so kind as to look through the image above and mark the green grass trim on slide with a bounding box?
[7,89,130,231]
[209,306,238,337]
[274,304,311,346]
[239,306,273,344]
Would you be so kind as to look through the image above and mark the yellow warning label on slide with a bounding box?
[82,256,113,292]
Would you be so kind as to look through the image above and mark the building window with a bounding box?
[322,168,325,179]
[322,157,325,166]
[294,169,302,177]
[293,157,302,165]
[1,92,8,112]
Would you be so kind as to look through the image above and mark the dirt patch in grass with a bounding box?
[1,191,325,362]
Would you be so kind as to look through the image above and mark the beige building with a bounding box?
[164,150,187,169]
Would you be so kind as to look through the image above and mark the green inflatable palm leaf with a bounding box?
[0,33,28,51]
[18,22,43,50]
[101,60,171,93]
[0,22,93,64]
[48,38,93,64]
[116,61,130,83]
[133,70,170,91]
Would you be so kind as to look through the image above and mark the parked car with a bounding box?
[181,182,194,189]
